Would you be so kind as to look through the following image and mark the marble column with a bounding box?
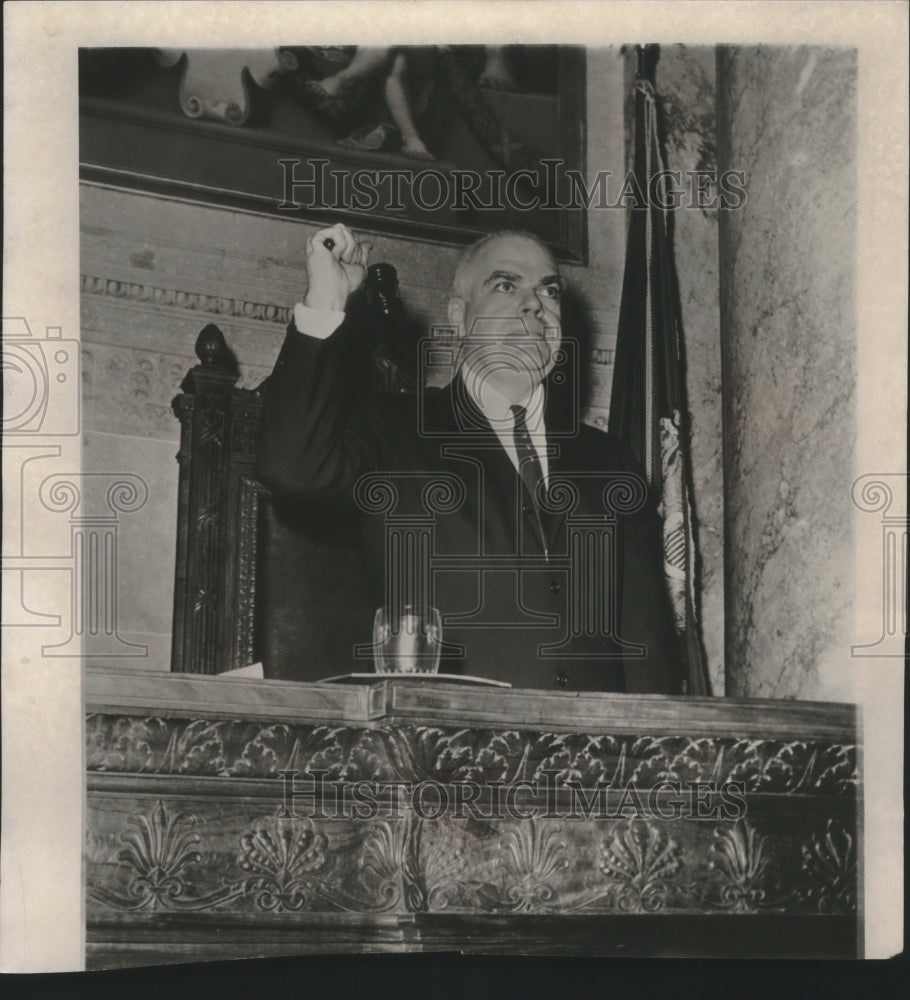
[717,47,857,698]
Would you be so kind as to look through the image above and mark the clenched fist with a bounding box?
[303,223,372,312]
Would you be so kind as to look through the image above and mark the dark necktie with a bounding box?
[510,404,547,521]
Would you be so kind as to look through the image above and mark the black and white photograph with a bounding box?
[2,0,906,981]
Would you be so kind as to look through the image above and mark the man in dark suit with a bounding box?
[258,223,680,693]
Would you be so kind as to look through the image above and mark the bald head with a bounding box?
[452,230,555,300]
[447,231,563,404]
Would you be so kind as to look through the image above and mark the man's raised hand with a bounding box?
[303,224,372,312]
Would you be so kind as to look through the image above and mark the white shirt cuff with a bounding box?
[293,302,346,340]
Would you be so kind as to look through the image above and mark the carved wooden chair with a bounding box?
[170,323,382,679]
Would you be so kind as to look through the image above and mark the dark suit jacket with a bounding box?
[257,319,681,693]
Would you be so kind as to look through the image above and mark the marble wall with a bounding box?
[717,47,857,699]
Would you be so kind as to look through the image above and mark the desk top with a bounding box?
[85,665,858,742]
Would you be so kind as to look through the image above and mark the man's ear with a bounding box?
[447,297,465,336]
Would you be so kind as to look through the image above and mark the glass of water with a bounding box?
[372,605,442,675]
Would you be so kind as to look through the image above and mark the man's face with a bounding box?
[448,235,562,404]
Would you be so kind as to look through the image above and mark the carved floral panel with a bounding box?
[87,796,856,918]
[86,715,858,794]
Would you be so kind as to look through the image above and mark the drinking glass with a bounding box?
[372,605,442,674]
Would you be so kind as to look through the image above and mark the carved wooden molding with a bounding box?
[233,474,262,668]
[81,274,617,369]
[81,273,293,327]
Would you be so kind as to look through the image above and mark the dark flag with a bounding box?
[608,47,710,695]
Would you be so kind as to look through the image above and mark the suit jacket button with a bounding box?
[522,501,531,514]
[555,671,568,688]
[549,579,561,594]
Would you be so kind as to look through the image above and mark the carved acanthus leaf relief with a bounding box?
[85,715,859,795]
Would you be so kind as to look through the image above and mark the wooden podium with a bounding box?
[85,666,859,966]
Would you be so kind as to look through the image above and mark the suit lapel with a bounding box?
[425,374,575,553]
[427,377,550,552]
[426,376,521,490]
